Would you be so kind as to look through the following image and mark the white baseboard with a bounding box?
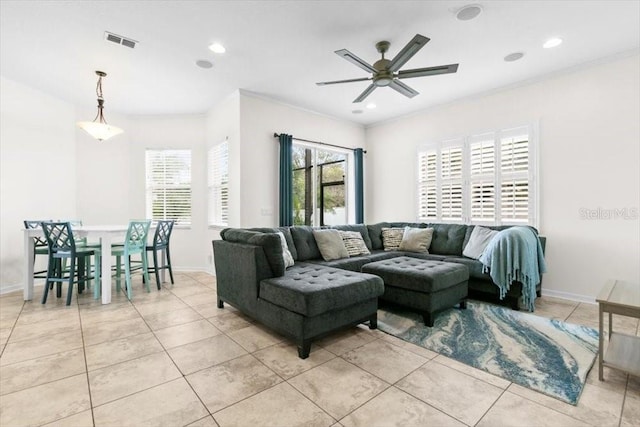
[541,289,596,305]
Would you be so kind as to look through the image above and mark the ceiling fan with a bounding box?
[316,34,459,103]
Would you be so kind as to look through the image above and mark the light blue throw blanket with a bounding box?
[479,227,547,311]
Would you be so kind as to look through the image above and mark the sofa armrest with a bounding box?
[212,240,274,314]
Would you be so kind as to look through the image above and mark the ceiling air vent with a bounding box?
[104,31,138,49]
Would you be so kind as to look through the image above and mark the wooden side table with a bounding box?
[596,279,640,380]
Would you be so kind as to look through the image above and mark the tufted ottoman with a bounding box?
[362,257,469,326]
[259,263,384,358]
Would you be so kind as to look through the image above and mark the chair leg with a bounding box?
[116,255,122,292]
[66,258,75,306]
[93,253,101,300]
[165,246,174,284]
[152,249,161,290]
[124,255,133,300]
[141,252,151,293]
[42,255,55,304]
[77,257,85,295]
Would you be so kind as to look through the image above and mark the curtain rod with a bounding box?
[273,133,366,154]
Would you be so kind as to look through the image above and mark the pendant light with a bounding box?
[77,71,123,141]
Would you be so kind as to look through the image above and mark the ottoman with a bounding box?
[362,257,469,326]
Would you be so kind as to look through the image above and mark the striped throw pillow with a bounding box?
[339,231,371,257]
[381,227,404,251]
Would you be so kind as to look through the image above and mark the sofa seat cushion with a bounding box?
[306,249,400,272]
[362,257,469,293]
[259,263,384,317]
[443,257,492,281]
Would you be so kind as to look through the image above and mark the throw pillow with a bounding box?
[339,230,371,257]
[463,226,499,260]
[276,232,295,268]
[399,227,434,253]
[382,227,404,251]
[312,229,349,261]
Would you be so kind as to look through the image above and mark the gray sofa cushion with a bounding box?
[461,225,540,251]
[259,263,384,317]
[307,249,399,272]
[443,256,492,281]
[250,227,298,260]
[428,223,468,255]
[332,224,373,250]
[368,222,425,250]
[221,229,285,276]
[290,226,323,261]
[362,257,469,293]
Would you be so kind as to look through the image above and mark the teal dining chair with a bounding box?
[24,220,52,281]
[40,222,98,305]
[112,220,152,300]
[145,220,175,289]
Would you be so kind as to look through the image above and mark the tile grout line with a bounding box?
[77,298,97,427]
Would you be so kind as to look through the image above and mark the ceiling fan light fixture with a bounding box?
[456,4,483,21]
[208,42,226,53]
[76,71,123,142]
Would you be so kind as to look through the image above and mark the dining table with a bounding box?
[23,224,161,304]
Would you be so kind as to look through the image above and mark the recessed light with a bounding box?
[195,59,213,69]
[504,52,524,62]
[456,4,483,21]
[208,43,226,53]
[352,110,363,114]
[366,103,376,109]
[543,38,562,49]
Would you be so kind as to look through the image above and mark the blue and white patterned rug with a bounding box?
[378,301,598,405]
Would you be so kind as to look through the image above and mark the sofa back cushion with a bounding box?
[462,225,540,251]
[220,228,285,276]
[427,223,468,255]
[331,224,373,250]
[249,227,298,260]
[290,226,323,261]
[367,222,425,250]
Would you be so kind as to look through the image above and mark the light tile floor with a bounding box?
[0,272,638,427]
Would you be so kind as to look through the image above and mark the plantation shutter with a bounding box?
[417,150,437,220]
[208,141,229,226]
[469,134,496,223]
[500,128,530,223]
[145,150,192,225]
[440,145,463,221]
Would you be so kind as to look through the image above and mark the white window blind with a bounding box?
[417,124,536,226]
[440,145,463,222]
[417,150,437,220]
[145,150,192,225]
[208,141,229,226]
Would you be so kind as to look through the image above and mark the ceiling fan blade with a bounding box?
[335,49,376,73]
[388,34,430,72]
[353,84,377,103]
[389,80,419,98]
[316,77,372,86]
[398,64,459,79]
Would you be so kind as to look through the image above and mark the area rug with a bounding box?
[377,301,598,405]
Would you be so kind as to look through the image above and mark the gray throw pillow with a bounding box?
[312,229,349,261]
[382,227,404,251]
[277,232,295,268]
[399,227,434,253]
[463,226,499,260]
[339,230,371,257]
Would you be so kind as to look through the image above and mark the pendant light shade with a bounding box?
[77,71,123,141]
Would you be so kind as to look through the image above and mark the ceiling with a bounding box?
[1,1,639,125]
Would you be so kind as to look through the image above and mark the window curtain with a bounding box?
[278,133,293,226]
[354,148,364,224]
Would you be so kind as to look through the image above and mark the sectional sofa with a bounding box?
[212,222,546,358]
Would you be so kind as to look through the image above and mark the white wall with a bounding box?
[238,92,366,227]
[365,53,640,301]
[0,77,78,292]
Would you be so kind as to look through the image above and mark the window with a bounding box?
[417,125,536,226]
[145,150,192,225]
[292,144,347,226]
[208,141,229,226]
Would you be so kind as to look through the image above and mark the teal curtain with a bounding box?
[354,148,364,224]
[279,133,293,226]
